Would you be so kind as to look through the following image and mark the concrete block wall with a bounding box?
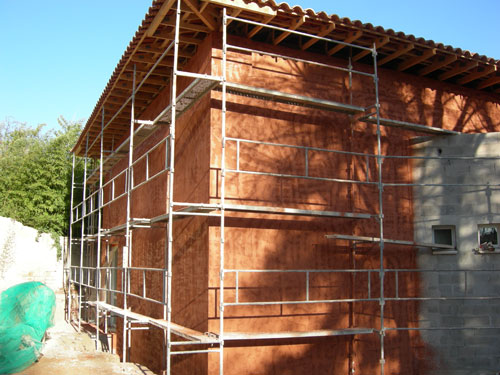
[413,133,500,374]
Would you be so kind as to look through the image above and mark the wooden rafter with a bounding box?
[121,74,168,86]
[397,48,436,71]
[457,65,497,85]
[247,14,275,38]
[327,30,363,56]
[124,65,171,76]
[225,8,243,28]
[476,75,500,89]
[141,33,203,45]
[301,23,335,50]
[117,81,160,94]
[438,60,478,81]
[102,122,129,129]
[110,90,153,100]
[74,2,177,154]
[163,18,211,33]
[103,115,132,123]
[418,54,457,76]
[273,15,305,45]
[130,55,176,67]
[183,0,217,31]
[107,96,150,106]
[352,36,389,62]
[378,43,414,66]
[136,45,194,58]
[146,0,176,37]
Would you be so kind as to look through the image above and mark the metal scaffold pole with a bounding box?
[372,43,386,375]
[219,7,228,375]
[67,153,76,322]
[96,107,104,348]
[166,1,182,372]
[122,65,136,363]
[79,134,89,332]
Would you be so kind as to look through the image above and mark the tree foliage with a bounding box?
[0,117,82,236]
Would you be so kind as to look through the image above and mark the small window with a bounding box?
[432,225,456,247]
[478,224,500,251]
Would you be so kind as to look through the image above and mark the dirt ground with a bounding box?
[19,292,155,375]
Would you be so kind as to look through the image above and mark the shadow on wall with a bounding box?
[205,36,500,373]
[378,68,500,133]
[205,48,455,374]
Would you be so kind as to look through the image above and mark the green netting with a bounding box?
[0,282,55,374]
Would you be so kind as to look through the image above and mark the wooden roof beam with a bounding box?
[103,116,132,124]
[301,23,335,51]
[377,43,414,66]
[352,36,389,62]
[146,0,176,37]
[135,46,194,58]
[438,60,478,81]
[247,14,275,38]
[141,32,204,45]
[327,30,363,56]
[102,121,129,128]
[74,0,175,155]
[397,48,436,71]
[89,120,129,131]
[273,15,305,45]
[457,65,497,85]
[116,81,161,94]
[124,65,172,76]
[476,74,500,89]
[224,8,242,28]
[130,55,176,67]
[121,73,169,86]
[163,19,211,33]
[183,0,217,31]
[106,96,150,106]
[418,54,457,76]
[110,89,153,100]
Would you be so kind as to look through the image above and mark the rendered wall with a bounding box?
[413,133,500,375]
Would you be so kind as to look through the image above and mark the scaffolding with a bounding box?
[66,2,500,374]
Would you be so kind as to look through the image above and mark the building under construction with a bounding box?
[67,1,500,374]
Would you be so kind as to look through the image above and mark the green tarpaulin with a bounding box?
[0,282,55,374]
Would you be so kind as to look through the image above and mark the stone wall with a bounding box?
[0,216,63,292]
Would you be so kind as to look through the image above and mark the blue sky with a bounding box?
[1,0,498,132]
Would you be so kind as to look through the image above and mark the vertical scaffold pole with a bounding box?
[372,43,386,375]
[219,7,228,375]
[166,1,181,372]
[122,64,136,363]
[68,153,76,322]
[96,107,104,348]
[79,134,89,332]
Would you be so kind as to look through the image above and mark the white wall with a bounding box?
[0,216,63,292]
